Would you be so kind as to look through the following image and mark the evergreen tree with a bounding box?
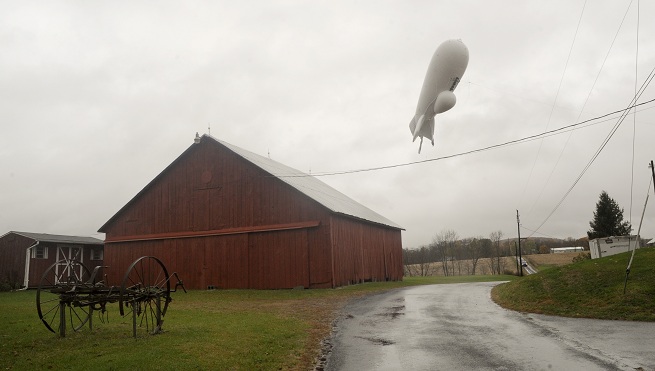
[587,190,632,239]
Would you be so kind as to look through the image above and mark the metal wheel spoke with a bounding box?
[136,260,145,286]
[120,256,171,337]
[153,270,166,289]
[41,276,55,286]
[39,297,60,306]
[70,306,89,330]
[147,300,157,328]
[140,304,149,331]
[41,302,59,318]
[122,304,134,317]
[37,259,91,335]
[37,256,179,338]
[45,307,60,328]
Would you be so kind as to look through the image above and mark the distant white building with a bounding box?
[588,236,639,259]
[550,246,585,254]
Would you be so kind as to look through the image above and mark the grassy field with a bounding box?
[492,247,655,321]
[0,275,514,370]
[5,250,638,370]
[523,251,583,270]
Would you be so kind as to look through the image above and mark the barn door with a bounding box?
[54,245,84,284]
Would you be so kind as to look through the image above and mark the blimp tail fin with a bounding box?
[409,116,416,134]
[410,115,435,152]
[410,115,424,142]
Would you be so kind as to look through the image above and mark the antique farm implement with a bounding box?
[36,256,185,338]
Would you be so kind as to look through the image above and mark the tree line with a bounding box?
[404,190,638,277]
[403,230,588,277]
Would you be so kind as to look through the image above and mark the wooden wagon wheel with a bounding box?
[119,256,171,337]
[36,259,92,335]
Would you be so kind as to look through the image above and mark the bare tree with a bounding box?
[432,233,448,276]
[465,237,484,275]
[430,232,443,275]
[489,231,504,275]
[454,240,464,275]
[403,245,436,276]
[433,229,459,276]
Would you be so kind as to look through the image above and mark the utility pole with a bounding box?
[517,210,523,277]
[514,241,519,274]
[624,160,655,294]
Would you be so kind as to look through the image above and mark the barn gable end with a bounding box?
[99,135,403,289]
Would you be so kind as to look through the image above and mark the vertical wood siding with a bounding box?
[248,229,309,289]
[330,216,403,287]
[101,138,403,289]
[0,234,31,287]
[103,140,329,238]
[105,230,315,290]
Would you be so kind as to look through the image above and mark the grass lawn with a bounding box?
[0,275,514,370]
[492,247,655,321]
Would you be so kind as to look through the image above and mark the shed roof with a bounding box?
[4,231,104,245]
[100,134,402,231]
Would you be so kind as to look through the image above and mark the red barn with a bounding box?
[98,134,403,289]
[0,231,104,289]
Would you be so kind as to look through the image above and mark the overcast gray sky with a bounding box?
[2,1,654,248]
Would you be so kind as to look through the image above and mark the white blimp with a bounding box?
[409,39,469,153]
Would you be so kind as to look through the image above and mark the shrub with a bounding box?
[0,280,14,292]
[572,252,591,263]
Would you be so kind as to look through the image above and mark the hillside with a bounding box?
[491,247,655,321]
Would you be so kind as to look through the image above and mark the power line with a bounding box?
[526,0,634,219]
[629,0,641,226]
[527,67,655,237]
[275,98,655,178]
[521,0,587,215]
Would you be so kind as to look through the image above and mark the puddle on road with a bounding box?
[355,335,395,346]
[375,305,406,319]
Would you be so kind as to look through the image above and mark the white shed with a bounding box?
[550,247,584,254]
[588,236,639,259]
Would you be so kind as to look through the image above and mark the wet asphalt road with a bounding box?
[325,282,655,371]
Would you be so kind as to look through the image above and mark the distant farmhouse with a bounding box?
[0,231,103,289]
[98,134,404,289]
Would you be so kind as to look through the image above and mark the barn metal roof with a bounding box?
[99,135,403,232]
[6,231,104,245]
[212,136,403,230]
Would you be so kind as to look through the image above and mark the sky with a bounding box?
[1,1,654,248]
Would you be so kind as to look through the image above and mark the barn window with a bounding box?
[90,248,103,260]
[31,246,48,259]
